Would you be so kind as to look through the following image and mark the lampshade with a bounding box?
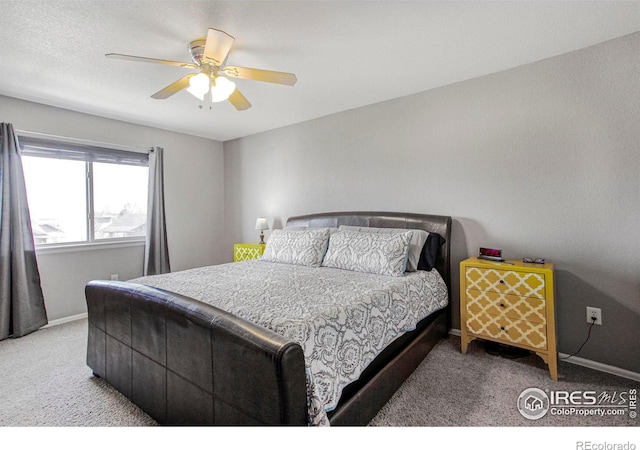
[255,217,268,231]
[211,76,236,103]
[186,73,210,101]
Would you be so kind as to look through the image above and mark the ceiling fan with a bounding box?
[106,28,297,111]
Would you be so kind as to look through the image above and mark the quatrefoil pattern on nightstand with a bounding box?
[234,246,263,261]
[465,289,547,349]
[466,267,545,299]
[466,312,547,349]
[465,267,548,349]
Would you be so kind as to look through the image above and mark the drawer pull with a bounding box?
[499,280,505,284]
[500,303,505,308]
[500,326,506,331]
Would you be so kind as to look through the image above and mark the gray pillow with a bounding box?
[321,229,412,277]
[261,228,330,267]
[338,226,428,272]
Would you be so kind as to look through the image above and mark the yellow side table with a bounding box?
[233,243,266,262]
[460,257,557,380]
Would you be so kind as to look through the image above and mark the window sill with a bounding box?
[35,240,145,255]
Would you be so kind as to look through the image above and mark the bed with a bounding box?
[85,211,452,426]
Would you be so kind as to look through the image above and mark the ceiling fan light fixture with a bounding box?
[186,72,210,100]
[210,76,236,102]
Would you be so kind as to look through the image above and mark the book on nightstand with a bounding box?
[478,254,505,262]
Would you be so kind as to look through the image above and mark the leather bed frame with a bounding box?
[85,211,452,426]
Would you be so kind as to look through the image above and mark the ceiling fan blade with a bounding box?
[203,28,235,66]
[151,74,195,99]
[228,88,252,111]
[106,53,198,69]
[221,66,297,86]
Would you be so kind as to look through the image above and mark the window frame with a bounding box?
[19,133,150,249]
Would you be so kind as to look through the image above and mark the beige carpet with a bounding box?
[0,318,637,429]
[369,335,638,427]
[0,318,155,427]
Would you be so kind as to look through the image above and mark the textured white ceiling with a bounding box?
[1,1,639,142]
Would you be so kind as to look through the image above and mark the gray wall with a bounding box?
[1,95,225,321]
[224,33,640,373]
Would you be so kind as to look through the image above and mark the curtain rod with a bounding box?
[16,129,152,154]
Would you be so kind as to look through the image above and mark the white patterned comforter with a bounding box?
[130,260,448,426]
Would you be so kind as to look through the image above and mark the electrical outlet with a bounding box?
[110,274,119,281]
[586,307,602,325]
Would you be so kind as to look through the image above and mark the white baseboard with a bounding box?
[448,329,640,382]
[43,313,87,328]
[558,353,640,382]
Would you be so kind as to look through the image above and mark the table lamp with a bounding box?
[255,217,268,244]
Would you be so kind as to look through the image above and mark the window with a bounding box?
[20,135,149,246]
[92,163,148,240]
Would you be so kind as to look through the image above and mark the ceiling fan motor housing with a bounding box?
[188,39,207,66]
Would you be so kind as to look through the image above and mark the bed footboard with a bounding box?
[86,280,308,425]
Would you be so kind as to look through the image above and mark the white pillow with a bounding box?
[321,229,412,277]
[260,228,330,267]
[338,226,428,272]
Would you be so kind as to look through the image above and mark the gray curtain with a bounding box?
[0,123,47,340]
[144,146,170,275]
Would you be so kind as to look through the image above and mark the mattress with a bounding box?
[131,259,448,425]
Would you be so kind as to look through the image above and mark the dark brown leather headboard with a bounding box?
[285,211,452,292]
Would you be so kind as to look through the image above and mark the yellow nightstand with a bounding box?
[460,257,558,381]
[233,243,266,262]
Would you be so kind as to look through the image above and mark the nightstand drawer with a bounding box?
[466,289,546,324]
[466,312,547,350]
[465,266,546,299]
[234,243,265,262]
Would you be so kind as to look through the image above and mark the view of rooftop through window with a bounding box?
[22,156,148,245]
